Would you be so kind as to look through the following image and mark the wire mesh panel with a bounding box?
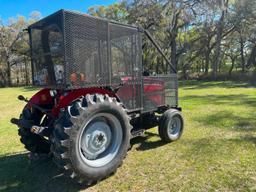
[110,23,142,110]
[63,11,109,87]
[28,10,178,112]
[142,74,178,111]
[29,11,64,86]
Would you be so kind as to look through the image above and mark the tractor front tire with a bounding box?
[51,94,132,184]
[18,107,50,154]
[158,109,184,143]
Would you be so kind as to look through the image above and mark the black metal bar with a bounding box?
[144,30,177,74]
[41,29,56,84]
[139,33,144,110]
[107,21,111,85]
[28,28,35,85]
[62,10,67,87]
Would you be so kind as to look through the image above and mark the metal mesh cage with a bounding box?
[29,10,142,88]
[28,10,178,111]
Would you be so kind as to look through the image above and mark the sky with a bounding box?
[0,0,117,22]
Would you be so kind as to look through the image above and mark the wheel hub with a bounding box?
[91,131,107,148]
[81,121,112,160]
[168,116,181,136]
[93,133,106,146]
[79,113,123,167]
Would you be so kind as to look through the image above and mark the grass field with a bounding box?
[0,81,256,192]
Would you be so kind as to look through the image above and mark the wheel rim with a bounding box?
[79,113,123,167]
[167,116,181,138]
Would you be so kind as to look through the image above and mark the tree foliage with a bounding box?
[1,0,256,86]
[88,0,256,80]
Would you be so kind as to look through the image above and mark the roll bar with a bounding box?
[144,29,177,74]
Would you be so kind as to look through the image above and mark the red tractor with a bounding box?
[11,10,184,184]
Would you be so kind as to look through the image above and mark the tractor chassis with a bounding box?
[11,93,180,139]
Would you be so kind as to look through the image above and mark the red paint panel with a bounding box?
[28,88,53,107]
[51,88,115,117]
[27,88,115,117]
[120,76,165,107]
[143,77,165,106]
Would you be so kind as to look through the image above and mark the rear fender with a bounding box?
[52,88,115,117]
[27,88,53,107]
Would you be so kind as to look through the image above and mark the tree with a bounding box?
[0,12,41,87]
[0,16,26,86]
[162,0,199,70]
[212,0,229,78]
[88,3,128,22]
[223,31,240,76]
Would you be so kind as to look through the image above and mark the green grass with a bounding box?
[0,81,256,192]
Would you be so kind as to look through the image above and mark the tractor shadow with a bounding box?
[0,153,88,192]
[0,132,165,192]
[131,131,166,151]
[0,131,165,192]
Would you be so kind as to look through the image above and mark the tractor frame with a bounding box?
[11,10,183,184]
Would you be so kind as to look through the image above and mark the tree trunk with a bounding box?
[218,55,222,72]
[247,44,256,69]
[229,57,235,77]
[213,0,228,79]
[171,37,177,70]
[156,57,160,74]
[213,16,224,78]
[24,57,29,86]
[204,49,210,75]
[6,60,11,87]
[240,36,245,73]
[181,63,189,80]
[0,69,6,87]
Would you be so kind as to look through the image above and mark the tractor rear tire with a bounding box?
[18,107,50,154]
[158,109,184,143]
[51,94,132,184]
